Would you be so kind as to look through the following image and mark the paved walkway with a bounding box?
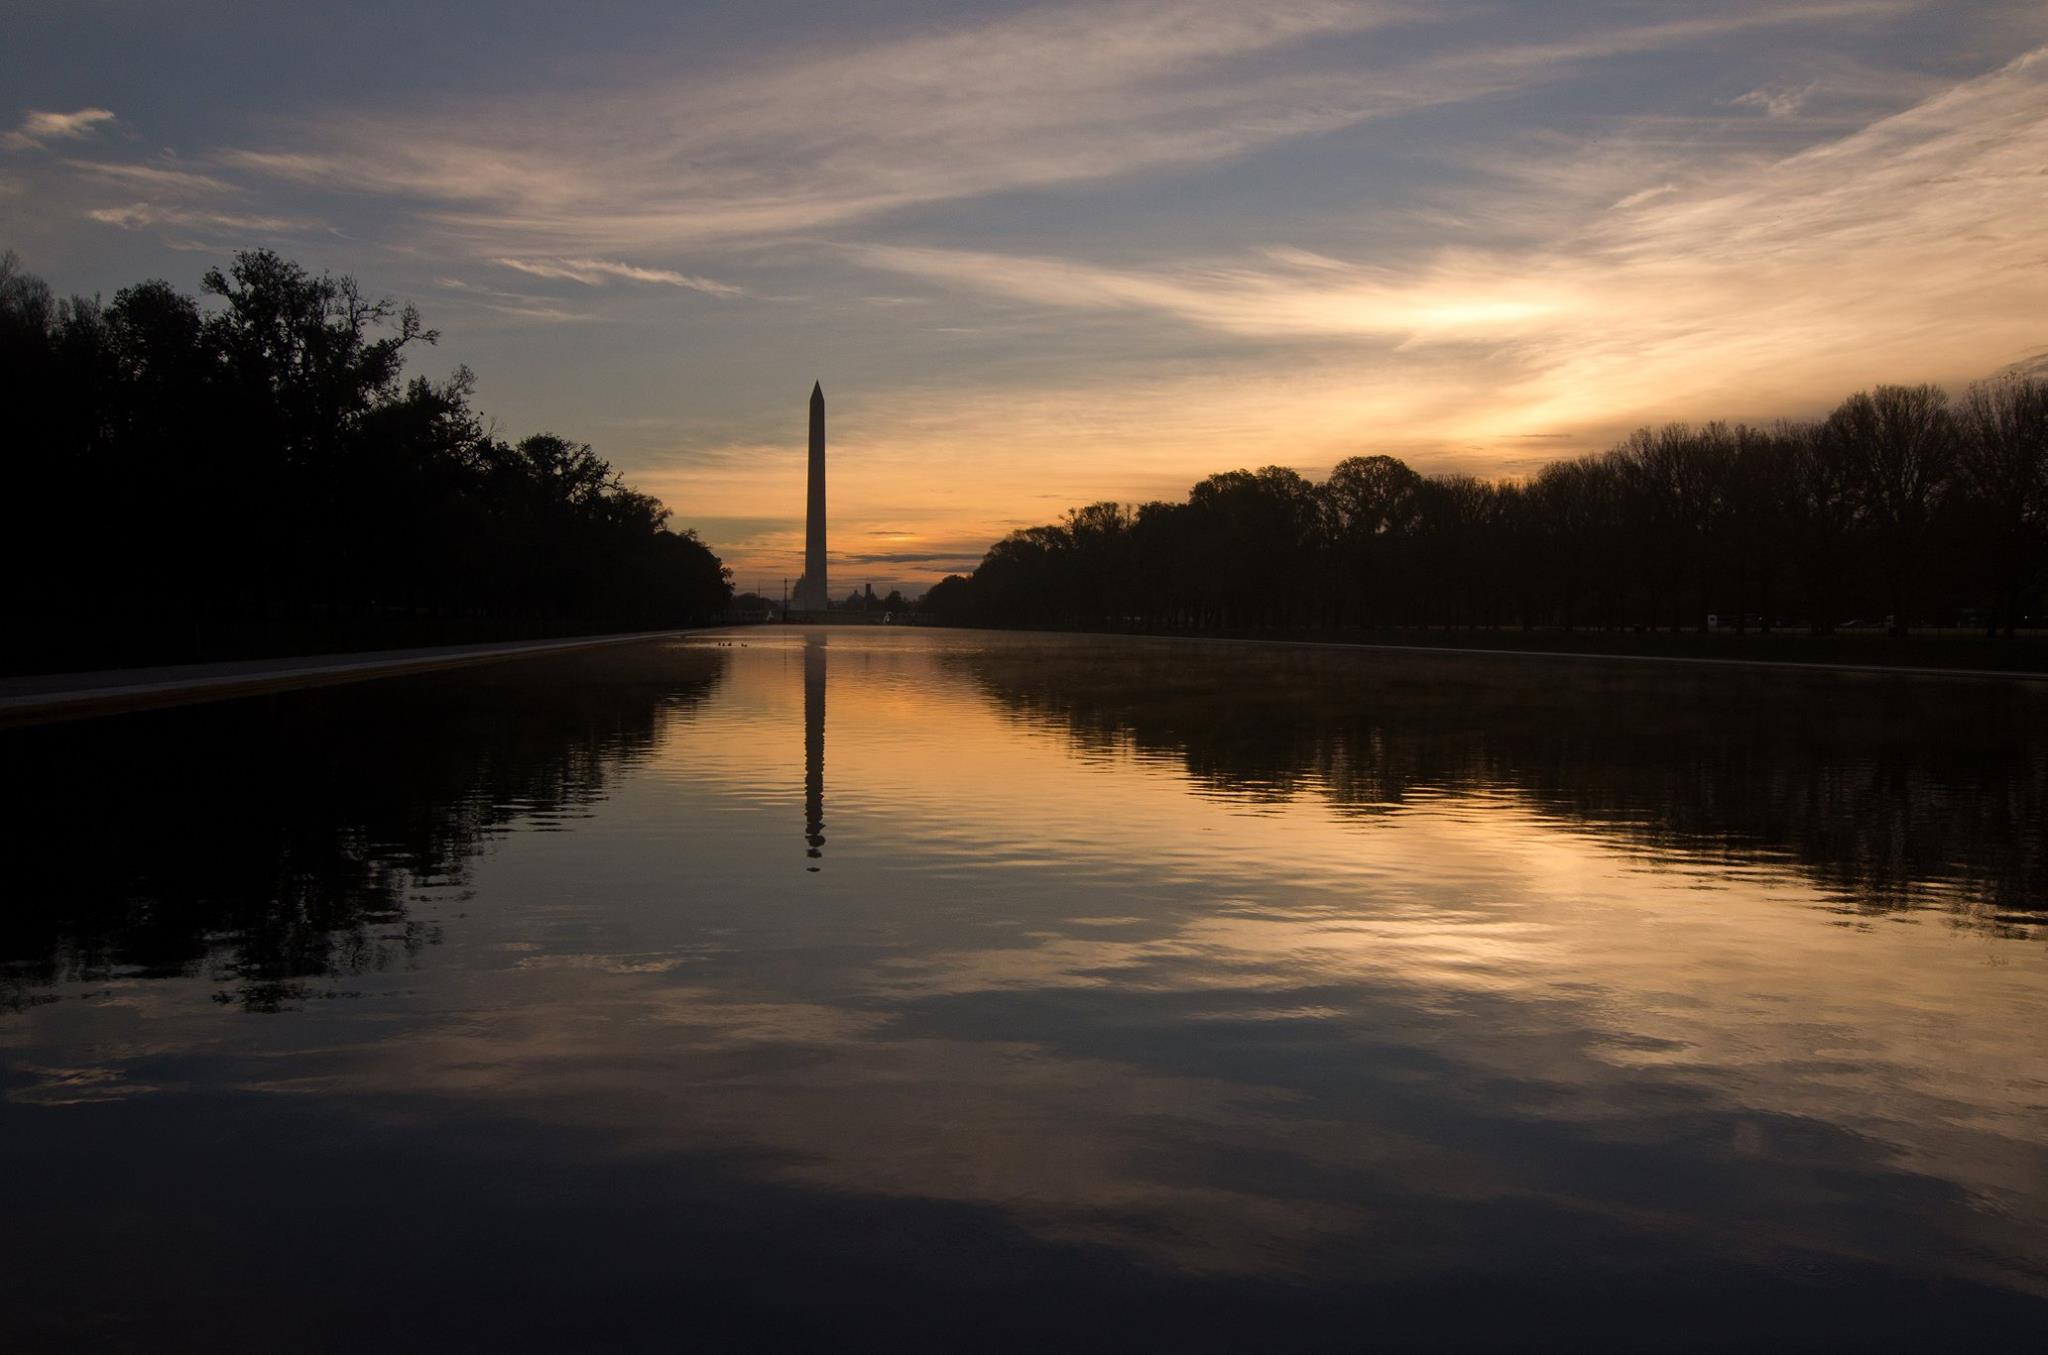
[904,625,2048,683]
[8,625,2040,728]
[1108,631,2048,682]
[0,629,691,725]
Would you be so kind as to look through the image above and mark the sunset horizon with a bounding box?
[6,7,2047,1350]
[7,0,2045,592]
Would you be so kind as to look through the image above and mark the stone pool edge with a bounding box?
[0,628,706,726]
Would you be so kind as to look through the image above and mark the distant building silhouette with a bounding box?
[793,382,829,610]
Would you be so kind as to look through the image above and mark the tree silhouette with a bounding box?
[1955,376,2048,637]
[0,249,732,674]
[924,376,2047,645]
[1829,384,1956,635]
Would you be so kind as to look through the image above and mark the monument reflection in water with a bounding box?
[2,628,2045,1352]
[805,634,825,865]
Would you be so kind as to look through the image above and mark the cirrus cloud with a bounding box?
[492,256,741,295]
[3,107,115,151]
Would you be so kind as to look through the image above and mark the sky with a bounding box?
[4,0,2046,594]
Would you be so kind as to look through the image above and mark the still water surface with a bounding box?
[5,628,2047,1350]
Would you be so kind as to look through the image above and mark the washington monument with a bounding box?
[793,381,827,610]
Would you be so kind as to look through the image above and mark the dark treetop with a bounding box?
[0,249,733,676]
[924,380,2048,651]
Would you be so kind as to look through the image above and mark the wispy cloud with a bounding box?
[846,550,986,566]
[644,37,2048,586]
[851,47,2048,441]
[479,303,596,324]
[86,202,308,234]
[429,275,597,323]
[216,1,1900,259]
[220,1,1410,250]
[1613,183,1678,210]
[850,243,1569,341]
[1730,84,1817,118]
[10,0,2033,592]
[3,107,115,151]
[492,256,740,295]
[66,158,230,194]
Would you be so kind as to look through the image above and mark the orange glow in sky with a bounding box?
[5,3,2045,591]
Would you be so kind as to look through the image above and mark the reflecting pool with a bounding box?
[4,628,2046,1350]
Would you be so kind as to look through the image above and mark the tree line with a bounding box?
[1,248,732,674]
[924,379,2048,640]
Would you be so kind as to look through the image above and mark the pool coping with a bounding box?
[919,626,2048,683]
[9,624,2043,728]
[0,629,696,726]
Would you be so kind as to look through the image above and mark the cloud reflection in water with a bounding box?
[3,629,2045,1348]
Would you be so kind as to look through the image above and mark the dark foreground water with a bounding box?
[4,628,2046,1351]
